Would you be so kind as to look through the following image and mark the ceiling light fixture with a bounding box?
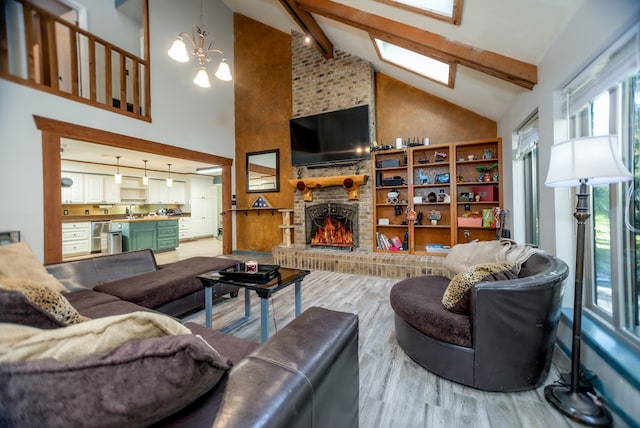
[196,166,223,175]
[114,156,122,184]
[166,163,173,187]
[167,0,232,88]
[142,160,149,185]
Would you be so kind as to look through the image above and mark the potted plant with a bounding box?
[427,210,442,225]
[476,162,499,182]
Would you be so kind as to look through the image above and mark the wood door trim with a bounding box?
[34,115,234,263]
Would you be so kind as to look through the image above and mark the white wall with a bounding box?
[497,1,640,425]
[0,0,235,261]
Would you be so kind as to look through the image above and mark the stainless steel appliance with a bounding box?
[101,230,122,254]
[90,221,111,253]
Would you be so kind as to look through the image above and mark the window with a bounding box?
[514,113,540,246]
[562,24,640,347]
[374,0,463,24]
[372,38,455,87]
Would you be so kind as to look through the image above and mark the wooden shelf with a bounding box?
[289,174,368,201]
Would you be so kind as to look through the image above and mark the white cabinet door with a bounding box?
[84,175,104,203]
[169,181,186,204]
[103,176,120,203]
[61,172,85,204]
[62,222,91,256]
[147,179,169,204]
[189,175,215,199]
[178,216,192,241]
[190,198,216,238]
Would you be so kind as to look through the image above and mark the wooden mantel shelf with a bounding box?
[288,174,368,201]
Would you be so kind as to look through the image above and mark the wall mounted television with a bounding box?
[290,105,371,167]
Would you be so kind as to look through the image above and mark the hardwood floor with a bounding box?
[168,239,583,428]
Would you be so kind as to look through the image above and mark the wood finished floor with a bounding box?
[160,239,584,428]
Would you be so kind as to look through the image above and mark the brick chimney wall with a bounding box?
[290,32,375,250]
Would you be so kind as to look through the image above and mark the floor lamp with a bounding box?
[544,135,632,426]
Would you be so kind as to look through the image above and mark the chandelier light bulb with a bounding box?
[166,163,173,187]
[114,156,122,184]
[168,37,189,62]
[215,59,232,81]
[193,68,211,87]
[142,159,149,185]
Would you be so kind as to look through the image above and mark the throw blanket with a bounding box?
[444,239,542,274]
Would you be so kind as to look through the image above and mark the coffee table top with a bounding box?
[198,267,310,298]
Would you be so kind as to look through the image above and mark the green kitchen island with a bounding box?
[111,217,179,252]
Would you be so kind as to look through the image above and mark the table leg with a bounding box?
[244,288,251,318]
[260,297,269,343]
[205,286,213,329]
[295,280,302,317]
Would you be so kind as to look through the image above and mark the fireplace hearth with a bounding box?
[305,203,358,249]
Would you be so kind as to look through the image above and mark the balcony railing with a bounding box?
[0,0,150,121]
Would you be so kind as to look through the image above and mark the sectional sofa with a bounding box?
[0,243,360,427]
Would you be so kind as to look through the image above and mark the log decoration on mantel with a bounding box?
[288,174,368,201]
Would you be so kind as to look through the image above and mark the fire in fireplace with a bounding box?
[305,203,358,249]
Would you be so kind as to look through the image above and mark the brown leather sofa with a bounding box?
[390,252,568,392]
[0,250,360,427]
[44,249,241,317]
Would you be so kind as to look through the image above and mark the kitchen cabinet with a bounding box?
[62,221,91,256]
[169,181,187,204]
[372,138,503,255]
[156,220,179,251]
[189,175,215,199]
[147,179,186,204]
[112,219,178,252]
[178,217,192,241]
[84,174,120,204]
[119,177,148,204]
[61,172,85,204]
[190,198,216,238]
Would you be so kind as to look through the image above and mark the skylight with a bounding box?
[375,0,461,24]
[373,38,453,87]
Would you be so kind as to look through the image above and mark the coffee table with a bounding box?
[197,267,310,342]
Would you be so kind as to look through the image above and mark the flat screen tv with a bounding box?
[290,105,371,166]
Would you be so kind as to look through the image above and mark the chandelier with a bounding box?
[167,0,232,88]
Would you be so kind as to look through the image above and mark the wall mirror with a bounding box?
[246,149,280,193]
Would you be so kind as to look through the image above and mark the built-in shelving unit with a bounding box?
[372,138,503,256]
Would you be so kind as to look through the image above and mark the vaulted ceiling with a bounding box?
[222,0,586,121]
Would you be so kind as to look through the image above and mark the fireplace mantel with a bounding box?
[288,174,368,201]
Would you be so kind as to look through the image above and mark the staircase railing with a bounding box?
[0,0,150,121]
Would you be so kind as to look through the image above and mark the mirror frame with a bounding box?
[246,149,280,193]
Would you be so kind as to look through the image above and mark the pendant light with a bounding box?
[114,156,122,184]
[142,160,149,185]
[166,163,173,187]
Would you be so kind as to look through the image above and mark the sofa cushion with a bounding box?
[0,311,191,362]
[390,276,472,347]
[94,270,201,309]
[0,242,67,293]
[0,277,88,326]
[0,333,232,427]
[0,289,66,329]
[442,262,516,315]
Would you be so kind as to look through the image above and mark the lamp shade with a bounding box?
[168,38,189,62]
[545,135,632,187]
[215,60,232,81]
[193,68,211,88]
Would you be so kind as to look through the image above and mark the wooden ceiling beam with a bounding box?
[295,0,537,89]
[278,0,334,59]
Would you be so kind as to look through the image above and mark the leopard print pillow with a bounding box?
[0,277,88,325]
[442,262,517,315]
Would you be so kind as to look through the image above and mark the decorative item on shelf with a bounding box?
[434,151,448,162]
[394,205,402,216]
[467,154,474,161]
[415,211,423,225]
[482,149,494,159]
[251,195,272,208]
[543,135,631,426]
[427,192,437,202]
[428,210,441,225]
[417,169,430,184]
[457,211,482,227]
[434,173,450,184]
[386,190,400,204]
[476,162,499,182]
[493,171,499,182]
[456,175,465,183]
[482,208,501,228]
[167,0,232,88]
